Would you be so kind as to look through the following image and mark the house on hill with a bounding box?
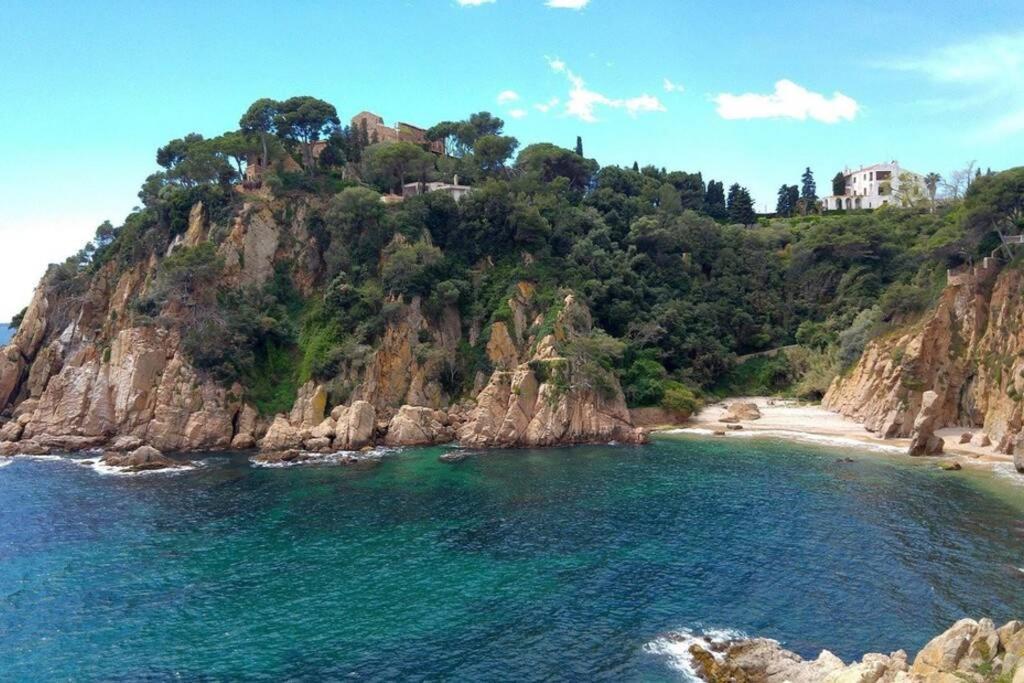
[822,161,925,210]
[351,111,444,155]
[402,176,473,203]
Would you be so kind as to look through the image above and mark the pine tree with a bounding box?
[632,161,640,172]
[776,184,793,217]
[575,136,584,157]
[704,180,727,220]
[728,184,756,225]
[801,167,817,201]
[787,185,799,213]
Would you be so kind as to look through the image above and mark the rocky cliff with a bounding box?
[688,617,1024,682]
[0,197,645,455]
[824,259,1024,462]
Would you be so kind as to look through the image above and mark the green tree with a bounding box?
[516,143,598,192]
[801,167,817,202]
[274,96,340,171]
[776,184,799,217]
[727,184,756,225]
[832,171,846,196]
[239,98,279,170]
[704,180,727,219]
[575,135,584,156]
[208,131,256,181]
[362,141,434,194]
[473,134,519,176]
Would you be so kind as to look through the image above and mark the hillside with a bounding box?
[0,97,1019,454]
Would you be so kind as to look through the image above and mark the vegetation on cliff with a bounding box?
[10,95,1023,419]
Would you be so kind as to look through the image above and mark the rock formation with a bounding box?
[689,617,1024,682]
[459,293,647,448]
[0,195,644,456]
[825,260,1024,456]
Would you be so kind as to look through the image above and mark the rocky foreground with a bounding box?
[687,617,1024,682]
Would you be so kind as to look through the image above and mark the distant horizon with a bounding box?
[2,0,1021,319]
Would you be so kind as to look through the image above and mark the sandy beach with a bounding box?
[670,397,1016,472]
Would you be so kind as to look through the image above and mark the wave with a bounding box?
[249,447,399,469]
[1,453,198,476]
[644,626,748,680]
[663,427,907,454]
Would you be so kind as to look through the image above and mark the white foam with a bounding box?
[991,462,1024,486]
[249,447,396,469]
[0,459,11,468]
[644,626,748,679]
[663,427,907,454]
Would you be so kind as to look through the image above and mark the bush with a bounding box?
[838,307,881,367]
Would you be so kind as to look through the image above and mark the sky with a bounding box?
[1,0,1022,320]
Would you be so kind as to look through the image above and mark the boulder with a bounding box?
[972,432,992,448]
[108,435,144,451]
[289,382,327,427]
[252,449,310,465]
[911,618,978,676]
[939,460,962,471]
[230,432,255,449]
[722,401,761,423]
[0,420,24,442]
[332,401,376,450]
[302,436,332,452]
[258,415,306,451]
[384,405,453,446]
[439,451,468,463]
[1015,433,1024,474]
[959,432,972,444]
[909,390,945,456]
[101,445,181,472]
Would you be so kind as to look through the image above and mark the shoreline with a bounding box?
[664,396,1018,476]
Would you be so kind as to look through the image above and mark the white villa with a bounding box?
[822,161,926,211]
[402,176,473,203]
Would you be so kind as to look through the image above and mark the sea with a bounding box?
[1,434,1022,681]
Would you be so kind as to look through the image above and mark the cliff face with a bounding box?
[459,291,646,447]
[0,198,644,454]
[824,259,1024,455]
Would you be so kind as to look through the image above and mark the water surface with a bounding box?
[1,435,1022,681]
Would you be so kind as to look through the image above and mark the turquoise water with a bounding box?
[1,435,1023,681]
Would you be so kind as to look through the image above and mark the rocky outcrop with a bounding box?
[908,390,944,456]
[459,294,646,448]
[689,617,1024,682]
[384,405,453,446]
[100,445,184,472]
[825,261,1024,456]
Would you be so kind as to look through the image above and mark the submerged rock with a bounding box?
[439,451,467,463]
[101,445,183,472]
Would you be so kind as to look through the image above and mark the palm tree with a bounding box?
[924,172,941,212]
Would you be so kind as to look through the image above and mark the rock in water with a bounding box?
[908,390,945,456]
[101,445,181,472]
[384,406,453,446]
[439,452,467,464]
[1015,433,1024,474]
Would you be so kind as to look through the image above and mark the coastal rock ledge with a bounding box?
[687,617,1024,682]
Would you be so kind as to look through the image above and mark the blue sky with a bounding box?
[1,0,1022,319]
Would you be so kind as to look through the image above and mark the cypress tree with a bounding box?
[776,184,792,216]
[801,167,817,201]
[704,180,727,220]
[832,171,846,196]
[632,161,639,172]
[575,136,584,157]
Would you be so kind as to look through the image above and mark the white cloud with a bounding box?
[714,79,858,123]
[623,94,666,116]
[546,0,590,8]
[882,32,1024,141]
[545,57,666,122]
[456,0,495,5]
[508,108,528,119]
[534,97,560,113]
[663,78,684,93]
[497,90,520,104]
